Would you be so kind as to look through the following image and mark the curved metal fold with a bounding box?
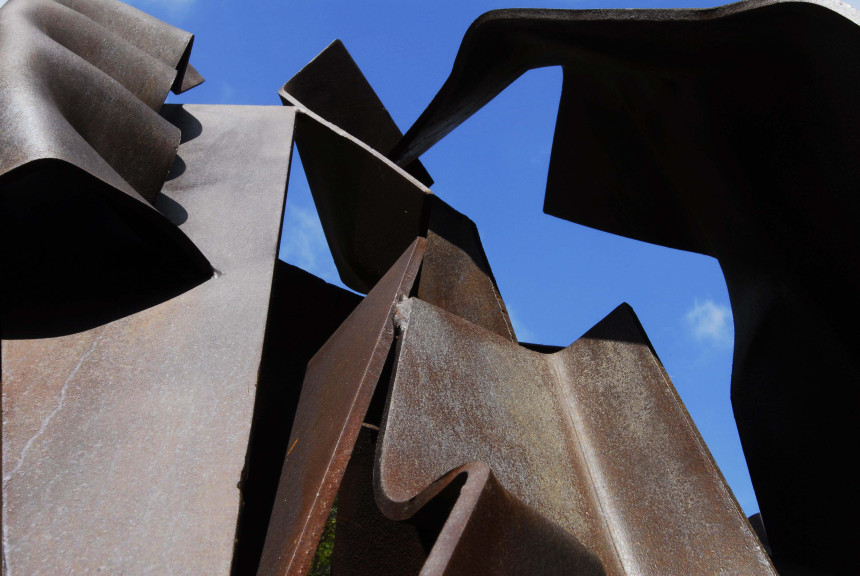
[0,0,211,337]
[1,0,204,202]
[376,297,775,575]
[334,426,606,576]
[256,238,426,576]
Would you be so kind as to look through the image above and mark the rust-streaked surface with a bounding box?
[2,104,295,575]
[256,238,426,576]
[377,298,775,575]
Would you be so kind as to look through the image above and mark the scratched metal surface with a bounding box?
[2,104,295,575]
[256,239,425,576]
[378,298,775,575]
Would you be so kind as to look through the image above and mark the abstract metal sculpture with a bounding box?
[2,0,856,575]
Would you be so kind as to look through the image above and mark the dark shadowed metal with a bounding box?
[281,39,433,187]
[390,2,860,572]
[4,0,853,574]
[231,262,363,576]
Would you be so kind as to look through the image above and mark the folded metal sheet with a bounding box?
[0,0,210,337]
[389,2,860,570]
[286,108,431,293]
[377,298,775,575]
[420,197,517,342]
[0,0,203,202]
[281,40,432,186]
[336,426,605,576]
[280,45,516,342]
[257,238,426,576]
[231,262,364,576]
[1,104,295,575]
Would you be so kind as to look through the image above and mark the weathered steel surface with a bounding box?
[336,426,605,576]
[2,104,296,575]
[378,298,775,575]
[281,40,432,186]
[420,197,517,341]
[280,44,516,341]
[388,2,860,571]
[257,238,426,576]
[0,0,210,337]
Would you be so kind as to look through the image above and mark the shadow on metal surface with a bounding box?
[231,262,362,576]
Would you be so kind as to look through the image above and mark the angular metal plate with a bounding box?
[257,238,426,576]
[378,298,775,575]
[2,104,295,575]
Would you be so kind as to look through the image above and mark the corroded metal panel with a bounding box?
[420,197,517,341]
[2,104,295,575]
[337,427,605,576]
[377,298,774,575]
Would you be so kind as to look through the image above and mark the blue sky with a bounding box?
[114,0,775,514]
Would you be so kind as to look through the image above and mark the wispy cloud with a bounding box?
[280,204,339,284]
[685,299,733,348]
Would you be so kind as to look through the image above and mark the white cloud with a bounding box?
[685,299,733,348]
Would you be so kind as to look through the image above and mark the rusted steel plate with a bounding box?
[257,238,426,576]
[420,197,516,342]
[378,298,775,575]
[336,426,604,576]
[281,39,432,186]
[0,0,210,337]
[388,2,860,571]
[2,104,295,575]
